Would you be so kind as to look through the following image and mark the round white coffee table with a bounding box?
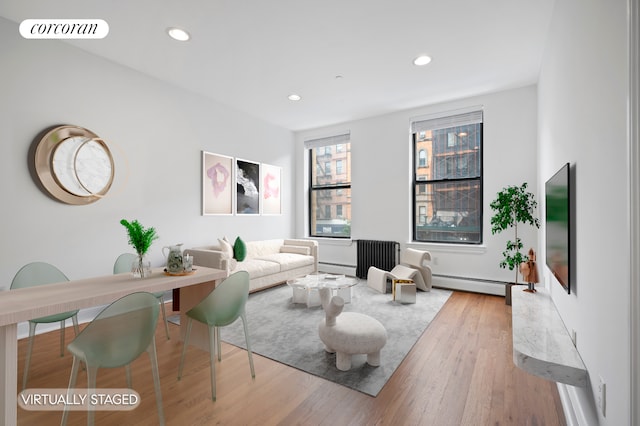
[286,274,358,308]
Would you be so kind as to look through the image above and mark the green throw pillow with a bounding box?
[233,237,247,261]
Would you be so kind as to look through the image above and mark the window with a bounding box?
[418,149,427,167]
[412,110,483,243]
[324,161,331,175]
[419,206,427,224]
[306,133,351,238]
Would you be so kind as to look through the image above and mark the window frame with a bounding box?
[411,111,483,244]
[306,134,351,239]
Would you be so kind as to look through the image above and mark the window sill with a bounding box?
[309,237,353,246]
[406,241,487,255]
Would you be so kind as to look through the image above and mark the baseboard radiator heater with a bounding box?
[355,240,400,279]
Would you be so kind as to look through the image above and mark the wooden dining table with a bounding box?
[0,266,227,426]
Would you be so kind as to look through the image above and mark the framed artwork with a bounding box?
[202,151,234,215]
[235,158,260,215]
[261,163,282,215]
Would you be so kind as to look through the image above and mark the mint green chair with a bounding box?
[61,292,164,426]
[10,262,79,390]
[114,253,170,340]
[177,270,255,401]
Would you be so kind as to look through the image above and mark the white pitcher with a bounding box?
[162,243,183,274]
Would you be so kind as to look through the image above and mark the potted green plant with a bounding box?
[490,182,540,304]
[120,219,159,278]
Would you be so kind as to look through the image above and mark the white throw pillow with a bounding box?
[228,258,238,270]
[218,237,234,258]
[280,245,311,256]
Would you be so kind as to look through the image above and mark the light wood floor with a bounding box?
[16,290,566,425]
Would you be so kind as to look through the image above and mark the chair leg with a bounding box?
[59,320,66,357]
[125,364,133,389]
[22,322,37,390]
[147,336,165,426]
[159,295,170,340]
[208,326,217,401]
[216,326,222,362]
[86,365,98,426]
[72,314,80,336]
[241,314,255,379]
[177,318,193,380]
[61,356,82,426]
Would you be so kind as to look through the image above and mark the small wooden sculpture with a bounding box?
[519,248,540,293]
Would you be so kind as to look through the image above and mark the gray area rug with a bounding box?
[219,280,452,397]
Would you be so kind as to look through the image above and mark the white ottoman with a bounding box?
[318,288,387,371]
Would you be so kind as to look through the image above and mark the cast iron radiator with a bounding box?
[355,240,400,279]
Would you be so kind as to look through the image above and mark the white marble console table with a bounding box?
[511,287,588,387]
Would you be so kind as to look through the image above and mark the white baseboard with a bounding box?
[557,382,599,426]
[318,263,356,276]
[433,275,505,296]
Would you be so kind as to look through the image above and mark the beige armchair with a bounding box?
[366,248,432,293]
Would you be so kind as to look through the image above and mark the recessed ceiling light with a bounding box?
[413,55,432,66]
[288,94,301,101]
[167,27,190,41]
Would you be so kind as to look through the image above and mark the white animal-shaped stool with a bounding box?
[318,287,387,371]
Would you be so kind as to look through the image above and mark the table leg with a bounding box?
[0,323,18,426]
[172,288,180,311]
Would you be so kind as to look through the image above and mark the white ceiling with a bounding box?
[0,0,556,131]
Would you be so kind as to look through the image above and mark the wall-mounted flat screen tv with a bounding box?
[545,162,571,293]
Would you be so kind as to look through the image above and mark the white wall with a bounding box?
[0,17,295,289]
[294,86,540,293]
[538,0,630,424]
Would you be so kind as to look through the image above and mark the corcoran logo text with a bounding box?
[19,19,109,39]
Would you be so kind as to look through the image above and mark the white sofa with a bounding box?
[185,239,318,293]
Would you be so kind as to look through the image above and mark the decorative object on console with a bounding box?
[317,288,387,371]
[236,158,260,215]
[261,163,282,215]
[202,151,234,215]
[33,125,114,205]
[120,219,158,278]
[489,182,540,305]
[519,248,540,293]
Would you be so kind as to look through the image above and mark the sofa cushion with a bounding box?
[280,245,311,256]
[256,253,314,271]
[234,258,280,278]
[245,239,285,258]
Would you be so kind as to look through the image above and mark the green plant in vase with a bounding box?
[490,182,540,286]
[120,219,158,278]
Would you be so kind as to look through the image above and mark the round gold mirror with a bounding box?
[34,125,114,204]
